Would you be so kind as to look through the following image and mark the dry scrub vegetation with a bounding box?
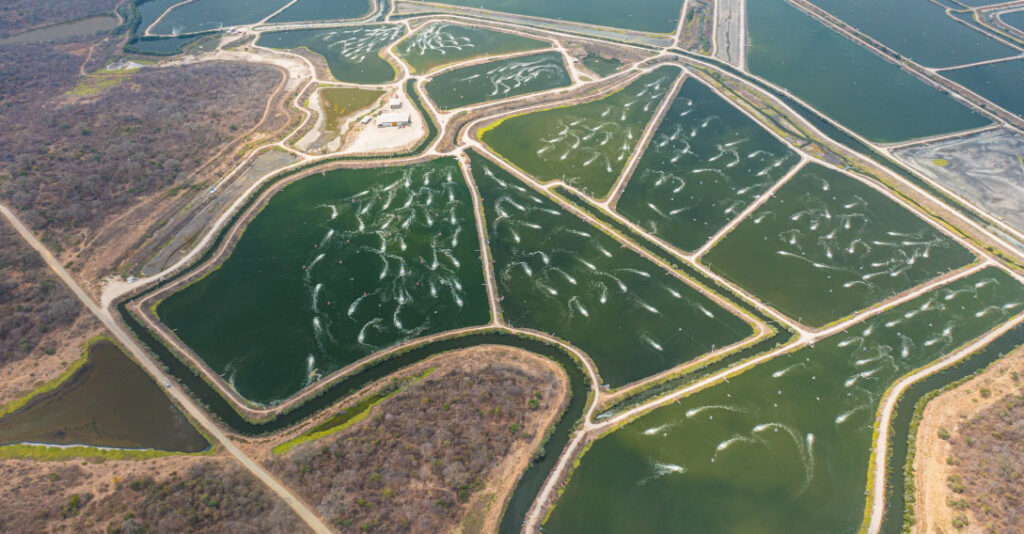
[0,42,281,278]
[268,350,566,533]
[944,387,1024,532]
[0,457,308,533]
[0,0,117,38]
[0,223,82,370]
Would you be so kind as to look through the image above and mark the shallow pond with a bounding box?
[0,341,208,452]
[617,78,798,252]
[483,65,680,198]
[396,22,547,74]
[0,15,116,44]
[425,51,571,110]
[258,25,405,84]
[747,0,990,142]
[269,0,372,23]
[158,159,490,405]
[806,0,1015,67]
[545,267,1024,534]
[1002,10,1024,32]
[471,150,754,387]
[703,163,976,327]
[417,0,684,33]
[942,58,1024,120]
[152,0,287,34]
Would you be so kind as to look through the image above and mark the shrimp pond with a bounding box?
[395,22,548,74]
[482,65,680,198]
[425,51,571,110]
[471,150,755,387]
[157,159,490,405]
[545,268,1024,533]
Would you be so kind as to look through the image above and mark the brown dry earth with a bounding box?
[252,345,568,533]
[0,453,311,533]
[0,314,103,408]
[914,348,1024,533]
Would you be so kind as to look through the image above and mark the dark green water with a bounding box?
[545,267,1024,534]
[747,0,990,142]
[617,78,798,252]
[152,0,286,34]
[942,58,1024,120]
[703,163,975,327]
[0,341,208,452]
[396,22,546,74]
[425,51,570,110]
[269,0,372,23]
[582,55,622,77]
[470,150,754,387]
[483,65,680,198]
[158,159,489,405]
[806,0,1015,67]
[417,0,684,33]
[128,34,207,55]
[257,25,405,84]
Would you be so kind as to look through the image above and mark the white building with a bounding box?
[388,96,403,109]
[376,112,411,127]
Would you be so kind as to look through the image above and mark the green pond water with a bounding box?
[483,65,679,198]
[703,163,975,327]
[158,159,490,405]
[582,55,622,77]
[545,267,1024,534]
[806,0,1015,67]
[425,51,571,110]
[747,0,990,142]
[0,15,116,44]
[616,78,798,252]
[470,150,754,387]
[269,0,372,23]
[258,25,404,84]
[1003,10,1024,32]
[396,22,547,74]
[942,58,1024,120]
[0,341,208,452]
[414,0,683,33]
[152,0,287,34]
[129,34,206,55]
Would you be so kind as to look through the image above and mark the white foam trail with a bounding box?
[636,462,687,487]
[835,405,866,425]
[686,405,742,418]
[641,334,663,351]
[643,424,670,436]
[771,362,804,378]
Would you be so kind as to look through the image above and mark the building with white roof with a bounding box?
[376,112,411,127]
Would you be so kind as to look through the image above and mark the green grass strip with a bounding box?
[0,443,184,461]
[272,367,436,455]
